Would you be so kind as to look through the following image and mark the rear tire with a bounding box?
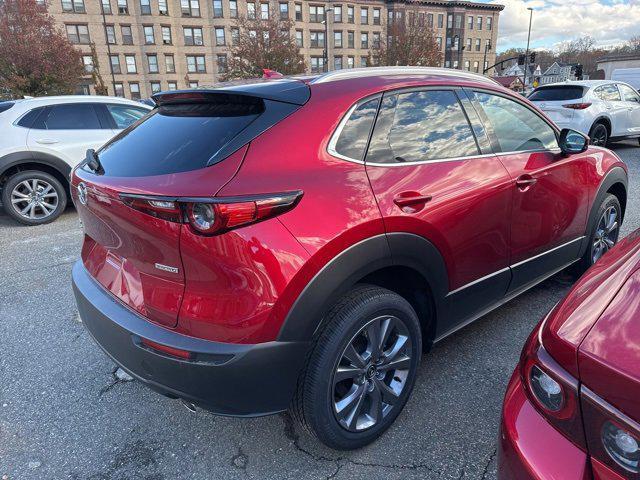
[589,122,609,147]
[292,285,422,450]
[1,170,67,226]
[575,194,621,274]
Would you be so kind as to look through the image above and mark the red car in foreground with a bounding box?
[499,229,640,479]
[71,67,627,450]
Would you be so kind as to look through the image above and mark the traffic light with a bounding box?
[517,54,525,65]
[529,52,536,64]
[575,64,583,80]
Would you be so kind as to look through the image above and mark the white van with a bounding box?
[612,68,640,90]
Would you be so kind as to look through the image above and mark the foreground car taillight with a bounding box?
[121,191,303,235]
[582,386,640,477]
[563,102,592,109]
[519,316,586,449]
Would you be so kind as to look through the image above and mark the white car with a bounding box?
[528,80,640,147]
[0,96,151,225]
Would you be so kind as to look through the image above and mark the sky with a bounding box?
[476,0,640,52]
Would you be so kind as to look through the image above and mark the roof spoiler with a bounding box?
[152,78,310,107]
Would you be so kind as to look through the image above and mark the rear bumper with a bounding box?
[72,261,310,417]
[498,369,591,480]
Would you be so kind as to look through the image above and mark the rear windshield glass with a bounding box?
[96,97,263,177]
[0,101,15,114]
[528,86,586,101]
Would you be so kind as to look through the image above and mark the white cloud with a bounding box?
[489,0,640,51]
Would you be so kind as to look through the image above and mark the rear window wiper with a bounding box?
[85,149,104,175]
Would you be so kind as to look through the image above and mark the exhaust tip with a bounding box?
[181,399,197,413]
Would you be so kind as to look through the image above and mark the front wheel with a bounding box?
[589,122,609,147]
[576,194,621,273]
[292,285,422,450]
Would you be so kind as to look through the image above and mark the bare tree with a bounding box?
[371,11,441,67]
[0,0,84,97]
[222,11,305,81]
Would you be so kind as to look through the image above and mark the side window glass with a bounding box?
[619,84,640,103]
[107,104,150,129]
[332,97,380,161]
[595,85,621,102]
[41,104,101,130]
[473,92,558,152]
[366,90,479,164]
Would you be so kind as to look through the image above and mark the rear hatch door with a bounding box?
[529,85,587,124]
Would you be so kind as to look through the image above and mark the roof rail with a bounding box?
[311,66,500,86]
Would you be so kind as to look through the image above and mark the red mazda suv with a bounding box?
[499,229,640,480]
[71,67,627,450]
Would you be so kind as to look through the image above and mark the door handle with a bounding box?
[393,192,432,212]
[35,138,59,145]
[516,175,537,191]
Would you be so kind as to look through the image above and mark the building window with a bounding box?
[437,13,443,28]
[150,81,162,93]
[347,5,354,23]
[213,0,223,17]
[372,31,380,48]
[309,5,324,22]
[310,56,324,73]
[159,0,168,14]
[347,56,354,68]
[477,16,482,30]
[121,25,133,44]
[360,7,367,24]
[110,55,121,73]
[475,38,481,51]
[360,56,367,67]
[295,29,303,47]
[114,82,124,97]
[334,30,342,48]
[373,8,380,25]
[101,0,112,14]
[184,27,203,45]
[165,54,175,72]
[467,15,473,30]
[455,14,462,28]
[464,60,470,70]
[143,25,154,44]
[167,81,178,90]
[360,32,368,49]
[334,56,342,70]
[62,0,85,13]
[186,55,206,73]
[147,54,158,73]
[447,14,452,28]
[217,54,227,73]
[310,31,325,48]
[82,55,93,73]
[129,83,140,100]
[189,81,199,88]
[466,38,471,51]
[105,24,116,44]
[453,60,458,69]
[161,26,172,44]
[117,0,128,14]
[333,4,342,22]
[181,0,200,17]
[247,2,256,19]
[427,13,433,27]
[294,2,302,20]
[231,27,240,44]
[229,0,237,17]
[260,2,269,19]
[215,27,225,46]
[473,61,479,73]
[140,0,151,14]
[347,30,354,48]
[66,24,90,44]
[125,55,137,73]
[487,17,492,30]
[279,2,288,19]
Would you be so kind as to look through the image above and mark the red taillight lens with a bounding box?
[121,191,303,236]
[563,103,592,110]
[520,318,586,449]
[582,386,640,478]
[140,338,194,360]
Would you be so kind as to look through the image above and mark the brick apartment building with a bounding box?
[45,0,503,99]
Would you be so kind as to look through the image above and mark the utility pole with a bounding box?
[523,7,533,89]
[322,7,333,72]
[100,3,117,95]
[483,41,491,75]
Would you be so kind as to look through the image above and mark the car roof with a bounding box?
[537,80,617,88]
[14,95,152,108]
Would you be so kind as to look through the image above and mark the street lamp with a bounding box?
[523,7,534,88]
[321,7,334,72]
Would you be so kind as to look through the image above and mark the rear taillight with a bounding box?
[562,103,592,109]
[121,191,303,235]
[519,317,587,449]
[582,386,640,478]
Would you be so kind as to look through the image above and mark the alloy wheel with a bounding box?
[591,124,608,147]
[10,179,59,220]
[332,315,413,432]
[592,205,619,263]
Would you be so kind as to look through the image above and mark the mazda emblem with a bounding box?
[77,182,88,205]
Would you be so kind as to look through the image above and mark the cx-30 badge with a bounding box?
[77,182,88,205]
[155,263,179,274]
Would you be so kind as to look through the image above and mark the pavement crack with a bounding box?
[479,448,497,480]
[98,366,133,397]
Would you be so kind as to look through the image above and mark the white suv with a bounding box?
[0,96,151,225]
[529,80,640,147]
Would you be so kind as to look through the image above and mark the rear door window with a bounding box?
[528,86,585,101]
[107,104,150,129]
[366,90,479,164]
[34,104,102,130]
[594,84,622,102]
[472,91,558,153]
[331,97,380,161]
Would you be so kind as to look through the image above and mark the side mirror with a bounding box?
[559,128,589,155]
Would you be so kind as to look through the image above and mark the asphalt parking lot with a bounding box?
[1,140,640,480]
